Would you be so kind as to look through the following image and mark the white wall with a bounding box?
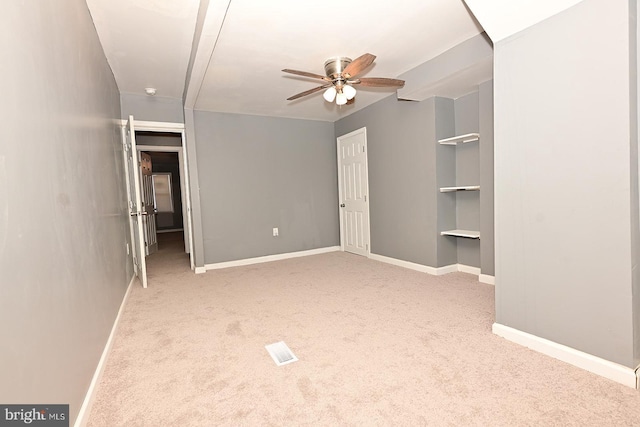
[494,0,636,367]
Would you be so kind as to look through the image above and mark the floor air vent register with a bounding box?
[265,341,298,366]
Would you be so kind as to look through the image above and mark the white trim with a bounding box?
[117,119,184,131]
[369,254,494,282]
[369,253,458,275]
[195,266,206,274]
[203,246,341,271]
[479,274,495,285]
[369,254,493,284]
[492,323,638,389]
[436,264,460,275]
[180,129,195,271]
[75,275,136,427]
[457,264,481,275]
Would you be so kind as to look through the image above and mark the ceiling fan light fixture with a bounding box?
[343,84,356,100]
[323,86,337,102]
[283,53,404,104]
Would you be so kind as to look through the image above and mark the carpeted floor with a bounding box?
[87,233,640,426]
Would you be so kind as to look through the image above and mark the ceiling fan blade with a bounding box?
[351,77,405,88]
[287,84,332,101]
[342,53,376,78]
[282,69,329,81]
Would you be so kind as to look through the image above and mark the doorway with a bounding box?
[136,141,190,254]
[337,127,371,256]
[121,118,195,288]
[141,151,183,234]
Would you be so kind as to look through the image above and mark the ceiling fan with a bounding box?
[283,53,405,105]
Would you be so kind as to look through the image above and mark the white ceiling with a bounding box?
[87,0,487,122]
[464,0,584,42]
[86,0,200,99]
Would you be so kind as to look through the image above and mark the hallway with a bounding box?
[145,231,191,285]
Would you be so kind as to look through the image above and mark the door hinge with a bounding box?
[364,195,367,202]
[363,146,365,152]
[366,243,369,251]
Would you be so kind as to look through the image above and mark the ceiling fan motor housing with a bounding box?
[324,57,352,85]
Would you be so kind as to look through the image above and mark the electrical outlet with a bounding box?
[273,227,279,237]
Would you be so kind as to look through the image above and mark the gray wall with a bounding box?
[479,80,495,276]
[454,92,481,268]
[335,92,493,271]
[494,0,637,367]
[193,111,339,264]
[0,1,131,424]
[435,98,458,268]
[335,96,441,267]
[121,93,184,123]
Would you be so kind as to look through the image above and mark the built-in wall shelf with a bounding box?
[439,185,480,193]
[438,133,480,145]
[440,229,480,239]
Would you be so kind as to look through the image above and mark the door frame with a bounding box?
[336,127,371,256]
[120,119,195,271]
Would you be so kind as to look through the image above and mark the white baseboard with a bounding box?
[436,264,460,275]
[194,266,206,274]
[203,246,341,271]
[479,274,495,285]
[492,323,638,389]
[369,253,455,275]
[369,254,488,280]
[75,274,136,426]
[458,264,481,275]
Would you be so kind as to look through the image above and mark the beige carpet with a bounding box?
[87,233,640,426]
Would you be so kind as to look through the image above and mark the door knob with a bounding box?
[340,204,345,207]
